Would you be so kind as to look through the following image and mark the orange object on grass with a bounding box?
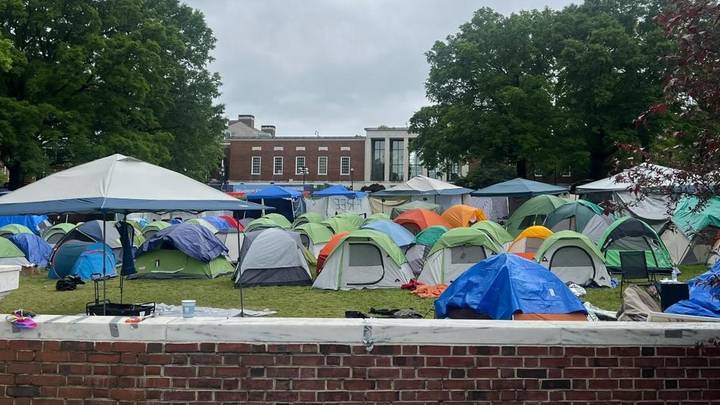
[441,205,487,228]
[507,226,553,260]
[412,283,448,298]
[316,231,350,273]
[394,209,451,234]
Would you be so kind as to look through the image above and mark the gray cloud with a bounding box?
[185,0,575,135]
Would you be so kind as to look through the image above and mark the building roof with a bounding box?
[226,135,365,142]
[227,120,272,139]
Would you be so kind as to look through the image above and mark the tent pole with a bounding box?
[102,214,107,311]
[234,210,245,317]
[261,198,265,216]
[120,213,125,304]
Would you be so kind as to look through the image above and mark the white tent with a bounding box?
[372,176,473,211]
[0,154,266,215]
[535,232,612,287]
[235,228,311,287]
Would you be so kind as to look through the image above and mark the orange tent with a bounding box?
[394,209,451,234]
[441,205,487,228]
[316,231,349,273]
[507,226,553,260]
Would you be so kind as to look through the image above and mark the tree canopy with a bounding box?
[0,0,225,188]
[410,0,670,184]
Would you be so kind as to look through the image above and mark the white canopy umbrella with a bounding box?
[576,164,682,194]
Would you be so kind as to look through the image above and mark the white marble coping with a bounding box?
[1,315,719,347]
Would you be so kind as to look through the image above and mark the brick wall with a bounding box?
[226,138,365,183]
[1,339,719,404]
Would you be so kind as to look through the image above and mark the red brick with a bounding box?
[164,366,196,377]
[293,379,325,390]
[317,391,350,402]
[165,343,199,353]
[317,367,350,378]
[6,363,41,374]
[57,387,92,399]
[188,378,222,389]
[417,368,449,378]
[87,354,120,363]
[517,346,548,356]
[368,368,400,379]
[9,340,42,351]
[240,354,275,366]
[292,355,326,366]
[419,345,451,355]
[163,391,196,401]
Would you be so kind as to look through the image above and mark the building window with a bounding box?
[318,156,328,175]
[340,156,351,176]
[295,156,306,175]
[389,139,404,182]
[371,139,385,181]
[533,168,544,177]
[273,156,283,175]
[448,162,459,181]
[409,151,421,178]
[251,156,261,175]
[561,166,572,177]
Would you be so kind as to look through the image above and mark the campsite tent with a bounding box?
[471,221,514,247]
[0,215,49,235]
[306,185,371,219]
[441,205,487,228]
[42,223,76,245]
[313,229,413,290]
[372,176,472,211]
[243,185,304,221]
[235,228,312,286]
[435,253,587,320]
[292,212,324,227]
[317,231,350,272]
[662,196,720,265]
[294,223,334,257]
[322,214,363,234]
[185,218,219,234]
[0,224,33,238]
[134,223,233,279]
[8,233,52,268]
[535,231,611,287]
[362,219,415,247]
[507,226,553,260]
[418,227,503,285]
[201,216,232,233]
[405,226,448,276]
[0,237,31,267]
[394,209,451,234]
[666,262,720,318]
[543,200,612,243]
[245,213,293,233]
[506,195,569,237]
[50,220,125,270]
[471,178,568,197]
[364,213,390,224]
[390,200,441,219]
[219,215,242,231]
[142,221,171,240]
[598,217,674,273]
[49,242,116,280]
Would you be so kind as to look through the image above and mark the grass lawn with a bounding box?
[0,264,708,317]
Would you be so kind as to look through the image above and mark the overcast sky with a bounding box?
[185,0,576,136]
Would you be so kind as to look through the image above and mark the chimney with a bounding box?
[237,114,255,128]
[261,125,276,137]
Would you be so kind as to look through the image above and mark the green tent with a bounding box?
[323,229,407,267]
[544,201,604,231]
[292,212,324,227]
[506,195,570,236]
[42,223,76,243]
[142,221,171,239]
[245,214,292,233]
[415,225,448,247]
[598,217,674,272]
[428,227,503,256]
[364,213,390,224]
[134,249,234,279]
[322,215,362,234]
[472,220,514,246]
[0,224,33,237]
[536,231,606,264]
[0,237,28,260]
[390,200,440,219]
[672,196,720,235]
[294,223,334,244]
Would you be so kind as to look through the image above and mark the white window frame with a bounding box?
[251,156,261,176]
[340,156,351,176]
[561,166,572,177]
[317,156,328,176]
[295,156,306,175]
[273,156,283,176]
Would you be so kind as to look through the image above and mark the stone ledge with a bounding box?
[3,315,720,346]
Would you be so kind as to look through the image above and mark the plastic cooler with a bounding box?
[0,265,21,294]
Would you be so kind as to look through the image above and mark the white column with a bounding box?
[383,136,390,182]
[402,137,410,181]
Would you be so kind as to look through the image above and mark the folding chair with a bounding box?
[619,251,651,296]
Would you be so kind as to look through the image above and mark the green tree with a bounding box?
[0,0,224,188]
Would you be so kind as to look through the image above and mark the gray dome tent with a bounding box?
[234,228,312,287]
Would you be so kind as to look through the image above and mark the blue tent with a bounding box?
[243,185,304,221]
[202,216,231,232]
[313,185,366,198]
[137,223,227,263]
[435,253,586,320]
[665,263,720,318]
[49,241,116,279]
[362,219,415,247]
[244,185,302,199]
[0,215,48,235]
[8,233,52,267]
[471,178,568,197]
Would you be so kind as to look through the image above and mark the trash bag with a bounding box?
[617,285,661,321]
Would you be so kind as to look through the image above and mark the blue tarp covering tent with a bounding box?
[49,241,116,279]
[666,263,720,318]
[8,233,52,267]
[0,215,48,235]
[471,178,568,197]
[241,185,304,222]
[137,223,227,263]
[435,253,586,320]
[202,216,231,232]
[362,219,415,247]
[313,185,366,199]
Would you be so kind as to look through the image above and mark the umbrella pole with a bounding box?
[102,215,107,311]
[120,213,125,304]
[234,210,245,317]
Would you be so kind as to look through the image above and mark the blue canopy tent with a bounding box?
[242,185,305,222]
[0,215,49,235]
[665,262,720,318]
[8,233,52,267]
[471,178,568,197]
[202,215,231,232]
[362,219,415,247]
[313,185,366,199]
[435,253,586,320]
